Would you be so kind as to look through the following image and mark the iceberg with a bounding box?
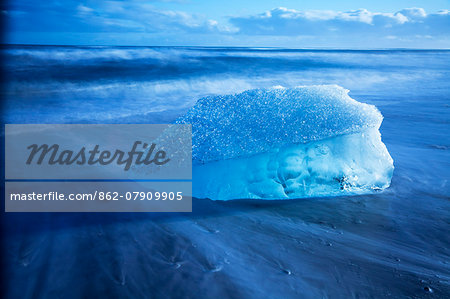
[176,85,394,200]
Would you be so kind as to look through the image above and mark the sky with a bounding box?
[2,0,450,48]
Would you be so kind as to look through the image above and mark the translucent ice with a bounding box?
[176,85,394,200]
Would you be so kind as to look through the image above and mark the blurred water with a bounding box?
[1,46,450,298]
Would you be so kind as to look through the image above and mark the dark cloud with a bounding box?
[5,0,223,34]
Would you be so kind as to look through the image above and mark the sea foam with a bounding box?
[176,85,394,200]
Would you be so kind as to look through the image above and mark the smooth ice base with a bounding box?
[176,85,394,200]
[193,128,393,200]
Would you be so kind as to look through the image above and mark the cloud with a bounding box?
[72,2,219,33]
[6,0,225,34]
[229,7,450,39]
[4,2,450,47]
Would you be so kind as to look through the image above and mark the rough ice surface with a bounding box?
[176,85,394,200]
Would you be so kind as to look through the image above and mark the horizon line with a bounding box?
[1,43,450,51]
